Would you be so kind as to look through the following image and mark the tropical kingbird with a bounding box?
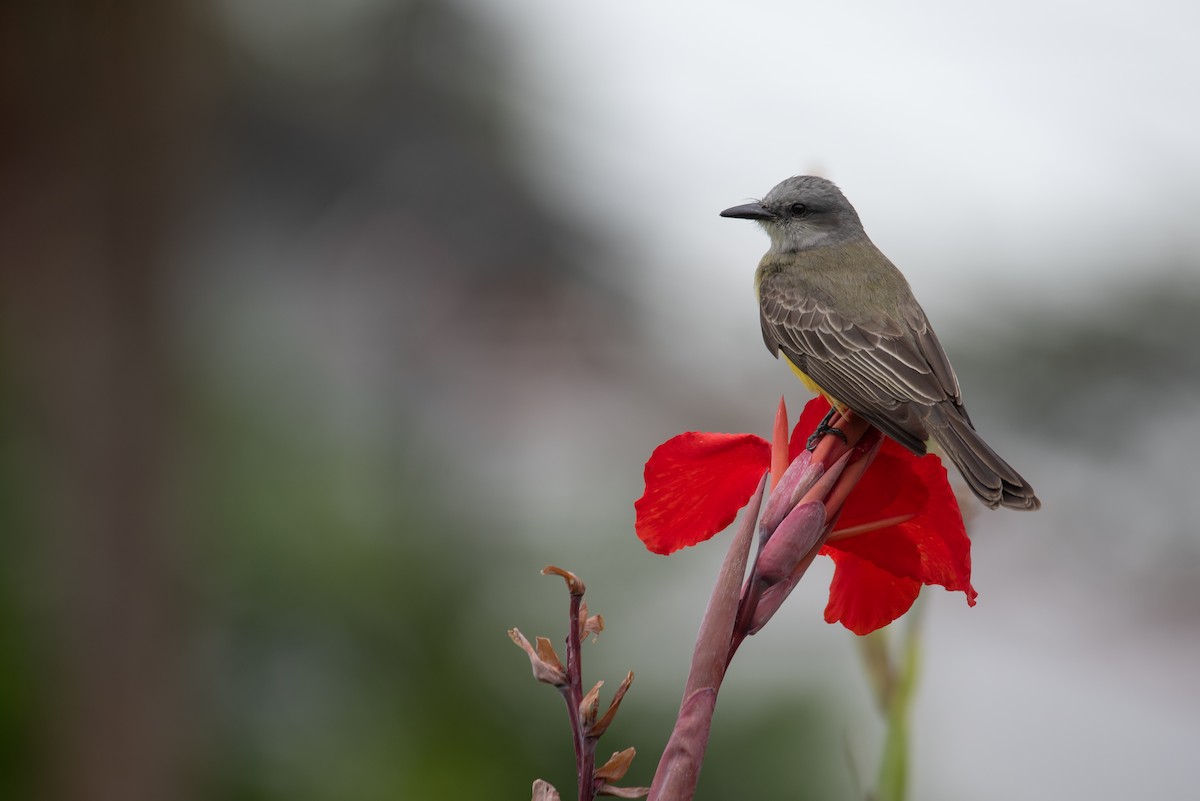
[721,175,1040,511]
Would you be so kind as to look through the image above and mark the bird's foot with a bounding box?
[806,408,847,450]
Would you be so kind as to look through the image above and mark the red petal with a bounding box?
[795,401,975,632]
[834,443,929,530]
[634,432,771,555]
[827,451,974,600]
[788,396,833,460]
[771,398,789,491]
[823,548,922,635]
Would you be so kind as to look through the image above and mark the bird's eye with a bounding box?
[789,202,808,217]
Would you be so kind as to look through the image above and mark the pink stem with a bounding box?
[561,589,597,801]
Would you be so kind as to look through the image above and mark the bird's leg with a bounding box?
[806,407,848,450]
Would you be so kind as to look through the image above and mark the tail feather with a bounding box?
[928,407,1041,511]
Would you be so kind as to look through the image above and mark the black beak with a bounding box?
[719,202,775,221]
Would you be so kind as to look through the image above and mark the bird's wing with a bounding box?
[758,272,963,453]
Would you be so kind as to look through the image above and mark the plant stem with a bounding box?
[873,599,924,801]
[561,589,597,801]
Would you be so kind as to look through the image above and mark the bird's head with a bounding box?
[720,175,865,254]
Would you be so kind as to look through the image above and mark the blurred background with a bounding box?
[2,0,1198,799]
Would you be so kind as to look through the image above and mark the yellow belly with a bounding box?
[783,354,847,411]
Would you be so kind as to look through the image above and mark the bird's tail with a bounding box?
[928,408,1041,511]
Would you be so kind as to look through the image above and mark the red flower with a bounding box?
[634,397,974,635]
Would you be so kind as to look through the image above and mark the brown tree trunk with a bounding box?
[0,3,213,799]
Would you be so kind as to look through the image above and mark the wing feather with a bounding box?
[758,268,963,451]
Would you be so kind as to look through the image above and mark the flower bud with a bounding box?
[755,501,826,585]
[758,450,821,539]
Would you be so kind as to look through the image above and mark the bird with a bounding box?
[720,175,1040,510]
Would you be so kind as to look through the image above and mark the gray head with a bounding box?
[720,176,867,253]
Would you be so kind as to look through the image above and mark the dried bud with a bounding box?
[588,671,633,738]
[531,779,561,801]
[595,747,637,782]
[580,680,603,727]
[508,629,568,687]
[579,601,605,642]
[582,613,605,642]
[535,637,564,672]
[542,565,586,596]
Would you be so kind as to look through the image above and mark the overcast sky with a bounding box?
[474,0,1200,329]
